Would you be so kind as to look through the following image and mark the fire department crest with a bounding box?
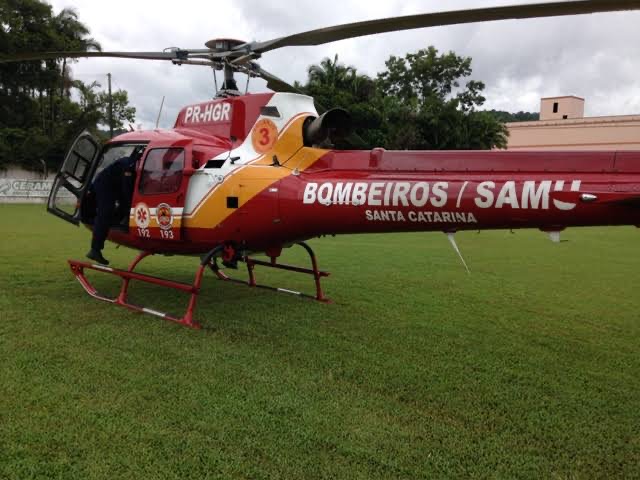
[156,203,173,230]
[134,202,150,229]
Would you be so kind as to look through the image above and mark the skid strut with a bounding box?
[68,247,222,329]
[209,242,331,302]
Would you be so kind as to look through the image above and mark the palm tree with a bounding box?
[51,8,102,98]
[72,79,101,109]
[308,54,356,90]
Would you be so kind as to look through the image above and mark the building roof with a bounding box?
[540,95,585,101]
[507,114,640,129]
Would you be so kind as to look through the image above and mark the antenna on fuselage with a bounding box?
[446,232,471,275]
[155,95,165,129]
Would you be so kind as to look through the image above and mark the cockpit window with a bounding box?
[139,148,185,195]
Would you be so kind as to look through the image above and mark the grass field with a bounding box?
[1,204,639,479]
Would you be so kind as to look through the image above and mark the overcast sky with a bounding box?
[47,0,640,129]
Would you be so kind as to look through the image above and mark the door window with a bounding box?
[47,130,101,225]
[139,148,185,195]
[61,135,98,185]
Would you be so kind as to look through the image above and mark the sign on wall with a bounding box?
[0,179,68,198]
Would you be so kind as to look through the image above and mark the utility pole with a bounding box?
[107,72,113,138]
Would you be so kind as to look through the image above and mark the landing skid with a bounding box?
[209,242,331,303]
[68,250,215,329]
[66,242,330,329]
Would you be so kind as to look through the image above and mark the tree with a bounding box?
[297,47,509,150]
[486,110,539,123]
[98,89,136,132]
[299,55,382,148]
[0,0,134,172]
[308,54,356,90]
[50,7,101,98]
[376,47,507,150]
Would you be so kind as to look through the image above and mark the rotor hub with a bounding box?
[204,38,246,53]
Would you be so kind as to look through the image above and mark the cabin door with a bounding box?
[47,130,101,225]
[130,143,193,241]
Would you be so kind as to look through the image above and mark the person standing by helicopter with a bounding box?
[86,155,137,265]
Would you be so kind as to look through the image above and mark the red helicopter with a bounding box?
[5,0,640,329]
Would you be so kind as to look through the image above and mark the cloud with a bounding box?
[48,0,640,128]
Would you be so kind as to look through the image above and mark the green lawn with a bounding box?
[1,204,639,479]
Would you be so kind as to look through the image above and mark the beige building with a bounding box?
[506,96,640,150]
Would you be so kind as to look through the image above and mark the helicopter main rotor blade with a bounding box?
[3,0,638,94]
[244,0,640,54]
[253,66,304,95]
[0,49,214,63]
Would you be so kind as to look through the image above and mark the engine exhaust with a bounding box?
[303,108,351,147]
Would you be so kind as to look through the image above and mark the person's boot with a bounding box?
[221,258,238,269]
[87,249,109,265]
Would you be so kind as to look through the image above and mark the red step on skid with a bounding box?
[67,242,330,329]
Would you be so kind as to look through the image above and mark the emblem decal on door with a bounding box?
[156,203,173,230]
[134,203,150,229]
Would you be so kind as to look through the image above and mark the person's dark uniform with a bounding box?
[87,156,136,265]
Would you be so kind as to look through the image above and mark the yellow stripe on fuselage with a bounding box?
[184,115,328,229]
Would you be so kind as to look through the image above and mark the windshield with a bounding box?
[92,143,147,181]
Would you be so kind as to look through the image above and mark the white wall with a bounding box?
[0,166,50,180]
[0,166,54,203]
